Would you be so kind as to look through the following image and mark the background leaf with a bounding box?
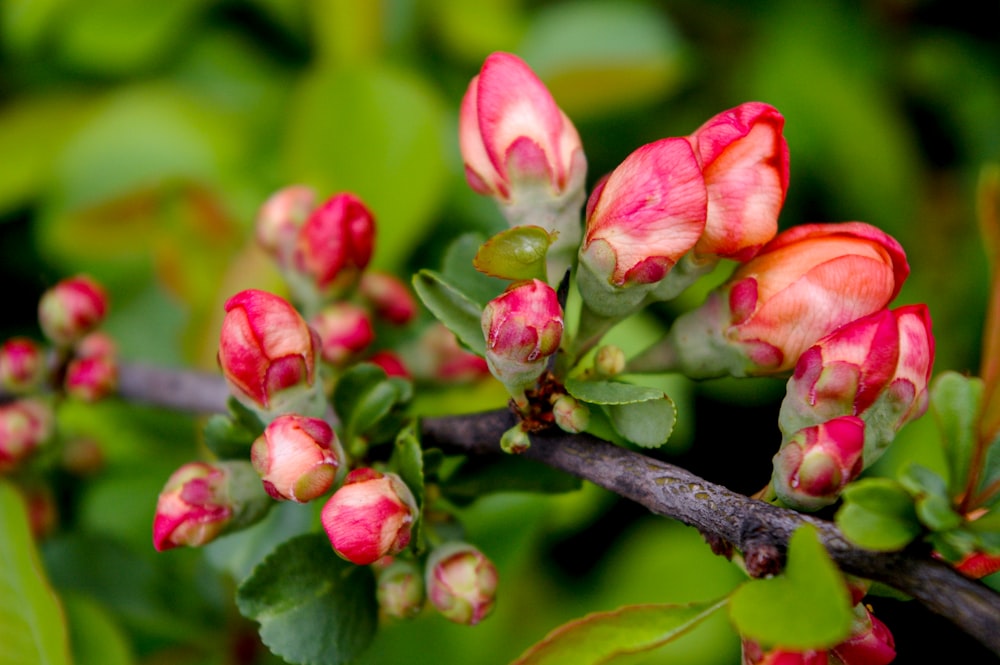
[836,479,923,551]
[412,269,487,357]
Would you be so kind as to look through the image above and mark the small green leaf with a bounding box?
[202,414,258,459]
[442,233,509,307]
[390,423,425,552]
[835,479,923,551]
[441,455,582,505]
[511,599,727,665]
[915,494,963,532]
[729,525,852,650]
[930,371,983,495]
[236,533,377,665]
[412,269,487,357]
[0,480,71,665]
[606,398,676,449]
[564,378,664,405]
[473,226,553,281]
[333,363,408,444]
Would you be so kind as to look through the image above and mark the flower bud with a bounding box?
[741,639,827,665]
[460,52,587,280]
[38,275,109,347]
[830,605,895,665]
[481,279,563,399]
[0,398,54,474]
[376,558,425,619]
[425,542,498,625]
[594,344,626,378]
[310,302,375,366]
[0,337,46,394]
[948,551,1000,579]
[64,354,118,402]
[779,305,934,467]
[368,350,411,379]
[152,460,271,551]
[218,289,323,418]
[688,102,789,262]
[772,416,865,511]
[552,394,589,433]
[321,468,417,565]
[359,271,418,326]
[577,138,707,318]
[251,414,343,502]
[404,323,490,384]
[635,222,909,378]
[500,423,531,454]
[255,184,317,256]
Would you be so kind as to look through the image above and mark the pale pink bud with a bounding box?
[0,398,53,474]
[218,289,320,413]
[459,52,584,202]
[577,138,707,317]
[255,185,317,255]
[830,606,895,665]
[425,542,498,625]
[0,337,46,394]
[689,102,789,261]
[376,558,425,619]
[321,468,417,566]
[152,460,270,551]
[251,414,343,502]
[594,344,626,378]
[38,275,109,346]
[310,303,375,366]
[552,394,589,433]
[772,416,865,511]
[481,279,563,397]
[293,193,375,296]
[64,355,118,402]
[781,305,934,466]
[359,271,418,326]
[75,331,117,359]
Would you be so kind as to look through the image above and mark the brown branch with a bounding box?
[13,362,1000,655]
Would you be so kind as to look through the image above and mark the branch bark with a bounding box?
[20,362,1000,655]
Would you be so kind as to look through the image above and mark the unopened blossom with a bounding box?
[64,355,118,402]
[741,639,827,665]
[255,184,317,256]
[359,271,418,326]
[251,414,344,502]
[772,416,865,511]
[830,605,896,665]
[425,542,498,625]
[368,350,411,379]
[0,337,46,394]
[552,394,589,433]
[376,558,425,619]
[218,289,323,418]
[38,274,109,346]
[460,52,587,280]
[779,304,934,467]
[481,279,563,400]
[310,302,375,366]
[152,460,270,551]
[634,222,909,378]
[577,137,707,317]
[403,323,490,384]
[321,468,417,566]
[0,398,54,474]
[292,192,375,301]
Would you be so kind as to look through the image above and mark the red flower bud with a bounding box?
[321,468,417,565]
[251,414,343,502]
[38,275,109,347]
[359,270,418,326]
[830,606,895,665]
[772,416,865,511]
[64,354,118,402]
[293,193,375,297]
[310,302,375,366]
[0,337,46,394]
[425,542,498,625]
[368,350,411,379]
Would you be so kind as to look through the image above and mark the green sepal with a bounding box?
[236,533,377,665]
[835,478,923,551]
[202,396,267,458]
[473,225,554,281]
[412,269,487,357]
[729,525,853,650]
[441,232,510,307]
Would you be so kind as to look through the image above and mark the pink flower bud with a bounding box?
[641,222,909,377]
[75,331,117,359]
[577,137,707,317]
[830,606,895,665]
[64,354,118,402]
[425,542,498,625]
[321,468,417,565]
[772,416,865,511]
[0,337,46,394]
[218,289,321,414]
[255,185,317,256]
[359,271,418,326]
[250,414,343,502]
[481,279,563,398]
[376,558,425,619]
[368,350,411,379]
[152,460,270,551]
[780,305,934,466]
[0,398,53,474]
[688,102,790,261]
[293,193,375,297]
[406,323,490,384]
[310,303,375,366]
[460,52,584,204]
[741,639,828,665]
[38,275,109,346]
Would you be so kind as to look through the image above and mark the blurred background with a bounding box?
[2,0,998,663]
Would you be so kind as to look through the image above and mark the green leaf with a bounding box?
[441,455,582,506]
[473,226,553,281]
[564,378,665,405]
[729,525,852,650]
[412,269,487,357]
[202,414,258,459]
[511,599,727,665]
[63,593,133,665]
[390,422,426,552]
[606,398,677,449]
[236,533,377,665]
[930,371,983,495]
[333,363,407,444]
[835,479,923,551]
[442,233,509,307]
[0,480,71,665]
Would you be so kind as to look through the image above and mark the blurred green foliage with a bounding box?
[2,0,998,663]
